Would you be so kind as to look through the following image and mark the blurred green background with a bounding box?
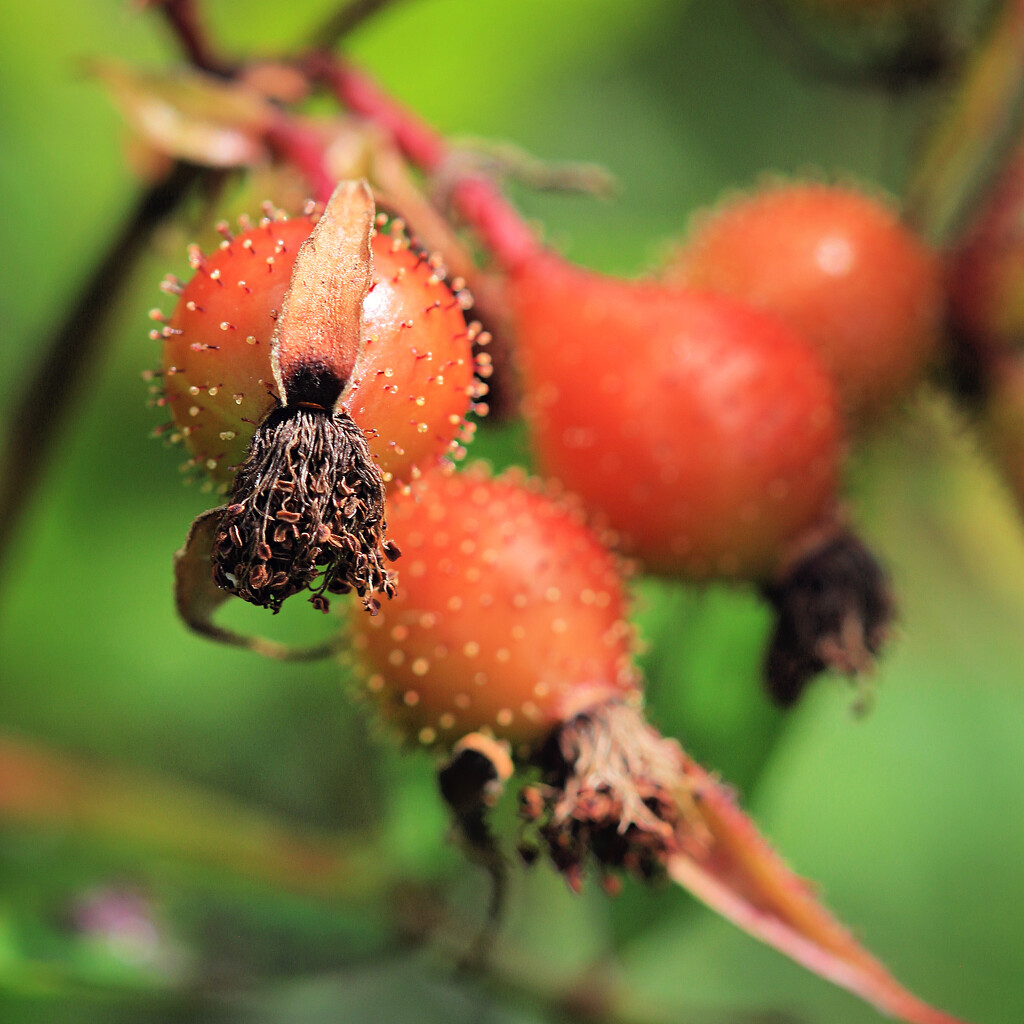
[1,1,1022,1022]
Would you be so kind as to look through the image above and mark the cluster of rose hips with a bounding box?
[137,7,1013,1020]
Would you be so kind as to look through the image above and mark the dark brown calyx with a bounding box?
[520,700,695,892]
[762,528,894,708]
[212,405,398,614]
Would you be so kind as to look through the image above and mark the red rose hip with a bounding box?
[160,202,475,489]
[156,181,478,620]
[350,464,640,750]
[665,182,943,419]
[509,252,843,583]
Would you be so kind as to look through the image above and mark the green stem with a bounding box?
[0,162,205,585]
[306,0,407,52]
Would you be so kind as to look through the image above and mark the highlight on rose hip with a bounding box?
[1,1,1022,1022]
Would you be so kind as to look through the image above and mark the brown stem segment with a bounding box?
[151,0,231,76]
[305,0,407,52]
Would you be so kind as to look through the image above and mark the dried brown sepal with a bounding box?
[174,507,347,659]
[212,406,397,614]
[521,700,699,890]
[762,528,894,708]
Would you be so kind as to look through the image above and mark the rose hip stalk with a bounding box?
[349,464,965,1024]
[328,66,894,705]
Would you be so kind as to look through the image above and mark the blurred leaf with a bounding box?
[90,61,274,167]
[906,0,1024,241]
[0,733,387,901]
[666,756,964,1024]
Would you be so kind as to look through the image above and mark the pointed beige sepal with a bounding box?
[271,179,375,405]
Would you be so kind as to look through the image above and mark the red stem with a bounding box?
[319,60,542,272]
[447,176,541,273]
[265,118,338,205]
[320,61,446,171]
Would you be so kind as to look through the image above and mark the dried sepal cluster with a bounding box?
[520,699,697,889]
[212,407,396,613]
[763,526,895,707]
